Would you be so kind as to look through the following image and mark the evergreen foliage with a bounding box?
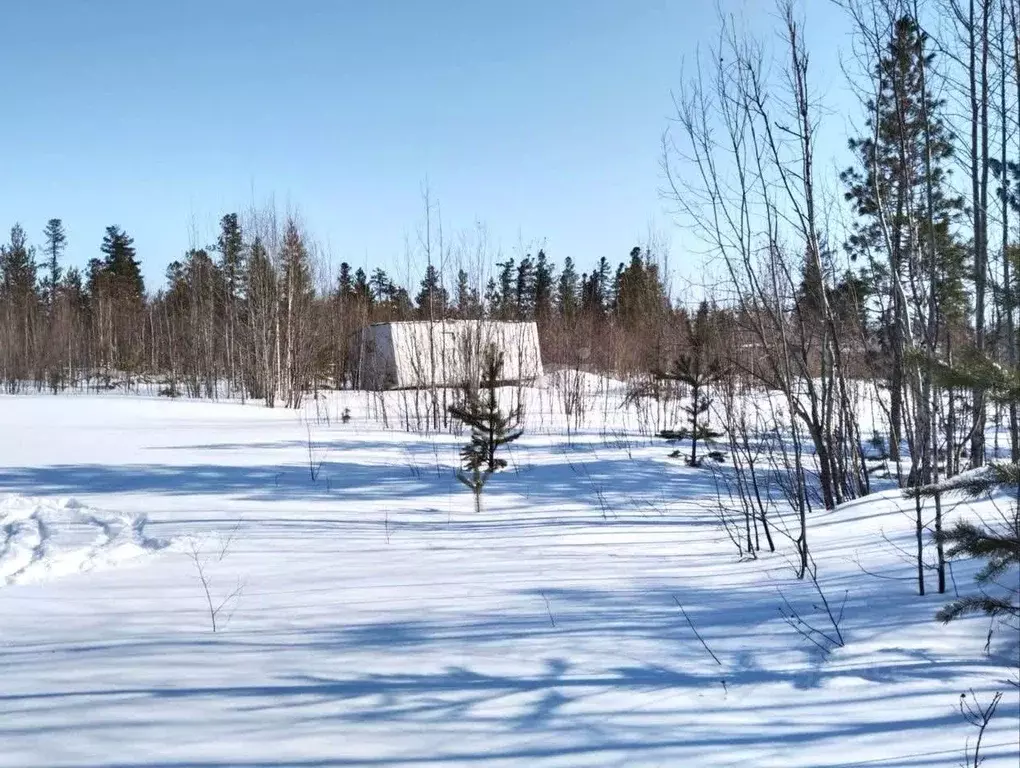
[0,224,37,301]
[915,350,1020,623]
[656,301,727,466]
[99,225,145,303]
[415,264,447,318]
[448,346,524,511]
[41,218,66,309]
[216,213,245,302]
[556,256,579,317]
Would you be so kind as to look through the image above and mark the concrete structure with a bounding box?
[354,320,543,390]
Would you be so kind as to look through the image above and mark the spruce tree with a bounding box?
[337,262,353,300]
[1,224,38,300]
[455,268,479,318]
[415,264,447,319]
[515,254,535,319]
[483,277,499,317]
[353,268,371,304]
[841,15,964,468]
[594,256,611,312]
[216,213,244,301]
[448,346,524,511]
[41,218,66,310]
[370,267,393,304]
[100,225,144,301]
[216,213,244,394]
[557,256,579,317]
[656,302,727,466]
[495,258,515,320]
[533,249,554,321]
[917,351,1020,623]
[0,225,39,390]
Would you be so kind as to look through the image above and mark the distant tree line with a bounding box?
[0,210,678,405]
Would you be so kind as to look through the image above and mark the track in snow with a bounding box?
[0,494,170,585]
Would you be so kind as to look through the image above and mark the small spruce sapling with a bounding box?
[448,345,523,512]
[657,302,728,466]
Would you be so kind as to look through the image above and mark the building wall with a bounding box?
[357,321,543,390]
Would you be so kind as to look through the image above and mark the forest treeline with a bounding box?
[0,207,677,406]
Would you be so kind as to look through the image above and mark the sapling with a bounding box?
[656,302,728,466]
[448,345,523,512]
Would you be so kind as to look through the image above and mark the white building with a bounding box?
[354,320,543,390]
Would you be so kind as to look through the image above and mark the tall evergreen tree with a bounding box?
[216,214,244,301]
[337,262,353,300]
[280,218,314,406]
[594,256,611,312]
[533,249,554,322]
[515,254,535,319]
[0,224,38,299]
[416,263,448,319]
[100,225,145,301]
[455,268,480,318]
[557,256,579,317]
[842,15,963,470]
[41,218,66,310]
[353,267,371,304]
[495,258,515,320]
[216,213,245,394]
[0,224,39,390]
[369,267,393,304]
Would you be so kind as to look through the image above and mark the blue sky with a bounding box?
[0,0,855,292]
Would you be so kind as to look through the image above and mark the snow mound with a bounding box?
[0,494,170,586]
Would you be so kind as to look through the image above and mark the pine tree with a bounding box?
[353,268,371,304]
[41,218,66,310]
[615,246,667,328]
[216,213,244,394]
[841,15,964,470]
[415,263,448,319]
[611,262,625,315]
[495,258,515,319]
[245,236,278,405]
[280,218,314,407]
[100,225,145,301]
[1,224,38,300]
[533,249,554,322]
[216,214,244,301]
[515,254,535,319]
[0,224,39,391]
[557,256,579,317]
[656,302,727,466]
[455,268,480,318]
[449,346,524,470]
[915,350,1020,623]
[594,256,611,312]
[337,262,353,300]
[370,267,393,304]
[483,277,499,317]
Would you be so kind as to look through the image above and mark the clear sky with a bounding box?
[0,0,855,293]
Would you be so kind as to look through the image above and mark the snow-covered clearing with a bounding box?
[0,391,1016,767]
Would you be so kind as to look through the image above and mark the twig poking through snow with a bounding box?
[959,689,1002,768]
[673,595,721,666]
[187,537,245,633]
[541,591,556,628]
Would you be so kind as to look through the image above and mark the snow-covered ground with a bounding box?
[0,390,1016,767]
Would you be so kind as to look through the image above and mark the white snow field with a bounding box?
[0,390,1016,767]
